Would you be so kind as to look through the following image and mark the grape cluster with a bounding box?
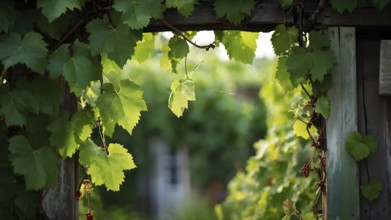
[301,163,311,177]
[85,213,94,220]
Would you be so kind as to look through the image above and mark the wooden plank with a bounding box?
[318,7,391,27]
[326,27,360,220]
[379,41,391,95]
[144,3,391,32]
[145,3,294,32]
[41,88,78,220]
[356,33,391,219]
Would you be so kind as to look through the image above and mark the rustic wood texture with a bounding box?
[326,27,360,220]
[379,41,391,95]
[145,3,391,32]
[41,87,78,220]
[357,31,391,219]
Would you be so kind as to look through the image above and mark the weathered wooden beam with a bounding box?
[146,3,294,32]
[326,27,360,220]
[318,7,391,27]
[145,3,391,32]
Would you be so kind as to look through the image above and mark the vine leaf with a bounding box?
[275,56,293,91]
[168,36,190,73]
[310,50,336,82]
[302,212,316,220]
[19,77,61,116]
[293,120,316,140]
[168,79,196,117]
[216,31,258,64]
[308,31,331,51]
[37,0,81,22]
[373,0,391,10]
[330,0,358,13]
[0,85,39,127]
[286,47,312,87]
[345,131,378,161]
[133,33,155,63]
[0,32,48,73]
[47,109,95,158]
[47,41,102,90]
[113,0,164,30]
[0,1,18,32]
[79,139,136,191]
[96,80,148,137]
[86,17,142,67]
[166,0,199,17]
[271,24,298,56]
[361,180,382,201]
[8,135,59,190]
[315,96,330,119]
[214,0,255,25]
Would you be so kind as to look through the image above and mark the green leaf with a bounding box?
[36,13,71,40]
[168,36,190,73]
[47,109,95,158]
[361,180,382,201]
[362,135,378,153]
[37,0,81,22]
[8,135,59,190]
[113,0,164,30]
[47,41,102,90]
[166,0,199,17]
[310,50,336,82]
[96,80,148,136]
[302,212,316,220]
[345,131,371,161]
[286,47,313,87]
[312,74,333,96]
[86,17,142,67]
[0,32,48,73]
[219,31,259,64]
[24,77,61,115]
[133,33,155,63]
[293,120,310,139]
[372,0,390,10]
[0,85,39,127]
[315,96,330,119]
[214,0,255,25]
[330,0,358,13]
[308,31,330,50]
[168,79,196,117]
[79,140,136,191]
[271,24,298,55]
[0,1,18,32]
[275,56,293,91]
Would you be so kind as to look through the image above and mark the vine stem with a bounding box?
[48,19,86,55]
[97,118,109,155]
[158,19,215,50]
[306,123,317,147]
[300,83,313,102]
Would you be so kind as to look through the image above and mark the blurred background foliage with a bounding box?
[79,33,316,219]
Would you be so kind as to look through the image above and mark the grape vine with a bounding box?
[0,0,389,219]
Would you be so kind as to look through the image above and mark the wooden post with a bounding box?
[41,88,78,220]
[326,27,360,219]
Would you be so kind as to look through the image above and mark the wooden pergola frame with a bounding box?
[42,2,391,219]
